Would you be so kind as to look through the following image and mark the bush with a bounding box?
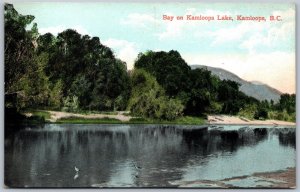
[159,97,184,120]
[254,107,268,120]
[62,95,79,112]
[128,69,184,120]
[238,104,257,120]
[205,101,223,114]
[268,110,295,122]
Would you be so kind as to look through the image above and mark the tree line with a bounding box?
[4,4,296,122]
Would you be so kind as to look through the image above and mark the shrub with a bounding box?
[128,69,184,120]
[238,104,257,119]
[62,95,79,112]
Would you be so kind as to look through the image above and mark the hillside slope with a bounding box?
[191,65,282,102]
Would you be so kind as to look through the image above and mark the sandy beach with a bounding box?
[208,115,296,126]
[47,111,132,122]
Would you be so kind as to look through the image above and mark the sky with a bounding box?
[13,2,295,94]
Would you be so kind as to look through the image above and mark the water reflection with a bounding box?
[5,124,295,187]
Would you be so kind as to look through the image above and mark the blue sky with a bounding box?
[14,2,295,93]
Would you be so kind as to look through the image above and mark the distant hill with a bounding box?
[191,65,282,102]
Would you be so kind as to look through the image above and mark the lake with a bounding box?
[5,124,296,188]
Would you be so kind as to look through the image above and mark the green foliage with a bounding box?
[128,116,205,125]
[128,70,184,120]
[69,75,91,108]
[5,4,36,93]
[62,96,79,112]
[158,97,184,120]
[277,94,295,114]
[238,104,257,120]
[57,117,122,124]
[24,110,51,120]
[259,94,296,122]
[5,4,130,112]
[4,4,47,109]
[186,68,219,115]
[268,110,295,122]
[135,50,191,97]
[55,115,205,125]
[205,101,223,114]
[4,4,296,123]
[114,95,127,111]
[254,107,268,120]
[43,29,130,111]
[48,80,63,109]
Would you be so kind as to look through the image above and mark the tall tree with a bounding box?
[5,4,49,109]
[135,50,191,97]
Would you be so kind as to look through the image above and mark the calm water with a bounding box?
[5,124,296,188]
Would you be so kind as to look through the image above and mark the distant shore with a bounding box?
[208,115,296,126]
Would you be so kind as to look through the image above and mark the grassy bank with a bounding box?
[23,109,206,125]
[128,116,206,125]
[56,117,123,124]
[56,116,206,125]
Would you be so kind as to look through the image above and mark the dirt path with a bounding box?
[47,111,133,122]
[207,115,295,126]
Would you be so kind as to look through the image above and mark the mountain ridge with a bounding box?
[191,65,282,102]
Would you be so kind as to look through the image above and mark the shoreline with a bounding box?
[208,115,295,126]
[172,167,295,188]
[24,110,296,126]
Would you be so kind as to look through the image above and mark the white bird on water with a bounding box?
[74,173,79,180]
[75,166,80,172]
[74,166,80,180]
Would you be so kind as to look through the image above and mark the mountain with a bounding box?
[191,65,282,102]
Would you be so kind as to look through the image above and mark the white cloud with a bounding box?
[102,38,138,70]
[121,13,160,28]
[240,21,294,52]
[210,22,265,46]
[192,7,295,53]
[39,25,89,36]
[158,19,185,40]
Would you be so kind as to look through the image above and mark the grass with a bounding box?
[22,109,51,121]
[158,116,205,125]
[23,109,206,125]
[126,116,206,125]
[31,110,51,120]
[172,116,206,124]
[56,117,122,124]
[68,110,118,115]
[54,115,205,125]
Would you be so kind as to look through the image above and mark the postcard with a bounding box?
[4,2,296,188]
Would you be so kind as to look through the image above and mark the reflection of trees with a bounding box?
[5,125,295,187]
[181,127,269,155]
[278,132,295,148]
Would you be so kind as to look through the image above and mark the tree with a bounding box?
[128,69,183,120]
[135,50,191,97]
[277,94,295,114]
[185,68,220,115]
[69,75,91,108]
[37,28,131,111]
[5,4,49,109]
[48,80,63,109]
